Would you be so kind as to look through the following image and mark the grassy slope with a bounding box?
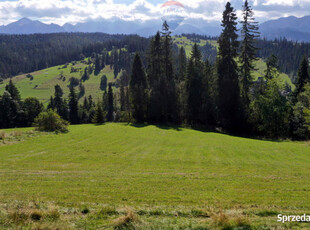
[0,124,309,228]
[0,62,116,104]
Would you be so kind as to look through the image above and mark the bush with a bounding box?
[34,110,69,133]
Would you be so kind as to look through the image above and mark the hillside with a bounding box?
[0,36,294,104]
[0,61,117,104]
[0,123,309,229]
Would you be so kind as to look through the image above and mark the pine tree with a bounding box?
[129,53,148,123]
[177,46,187,81]
[93,104,105,124]
[100,75,108,91]
[94,54,102,75]
[239,0,259,111]
[81,67,89,82]
[161,21,178,123]
[47,96,55,110]
[186,44,204,125]
[107,83,114,122]
[53,85,68,120]
[294,56,309,101]
[5,80,21,101]
[217,2,241,132]
[147,32,165,122]
[265,54,279,80]
[68,87,79,124]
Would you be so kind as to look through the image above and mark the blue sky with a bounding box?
[0,0,309,25]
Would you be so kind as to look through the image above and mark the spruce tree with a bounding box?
[5,80,21,101]
[177,46,187,81]
[68,87,79,124]
[53,85,68,120]
[161,21,178,123]
[294,56,309,101]
[129,53,148,123]
[147,32,165,122]
[94,54,102,75]
[217,2,241,132]
[93,104,105,124]
[107,83,114,122]
[239,0,259,111]
[100,75,108,91]
[186,44,204,125]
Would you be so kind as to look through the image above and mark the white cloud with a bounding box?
[0,0,309,25]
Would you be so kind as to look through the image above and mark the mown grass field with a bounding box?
[0,123,309,229]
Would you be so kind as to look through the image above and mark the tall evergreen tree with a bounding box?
[161,21,178,123]
[68,87,79,124]
[147,32,166,122]
[93,104,105,124]
[129,53,148,123]
[107,83,114,122]
[186,44,204,125]
[265,54,279,80]
[239,0,259,111]
[5,80,21,101]
[100,75,108,91]
[53,85,68,120]
[177,46,187,82]
[217,2,241,132]
[293,56,309,101]
[94,54,102,75]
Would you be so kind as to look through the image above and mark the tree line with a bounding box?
[0,0,309,140]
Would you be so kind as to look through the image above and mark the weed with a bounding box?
[255,210,278,217]
[0,132,6,140]
[30,210,42,221]
[8,210,28,224]
[112,208,140,230]
[45,209,60,221]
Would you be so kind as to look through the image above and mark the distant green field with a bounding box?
[0,62,116,104]
[0,124,309,229]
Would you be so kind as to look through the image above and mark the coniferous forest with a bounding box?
[0,0,310,140]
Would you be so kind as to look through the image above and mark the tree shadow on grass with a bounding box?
[117,123,290,143]
[128,123,182,131]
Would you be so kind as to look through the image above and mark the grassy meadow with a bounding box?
[0,123,309,229]
[0,62,117,104]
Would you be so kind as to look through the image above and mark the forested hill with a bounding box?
[0,33,149,79]
[0,33,309,81]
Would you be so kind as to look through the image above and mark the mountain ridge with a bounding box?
[0,16,310,42]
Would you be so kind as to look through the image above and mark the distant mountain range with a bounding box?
[260,15,310,42]
[0,18,65,34]
[0,16,310,42]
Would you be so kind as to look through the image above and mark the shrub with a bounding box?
[34,110,69,133]
[45,209,60,221]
